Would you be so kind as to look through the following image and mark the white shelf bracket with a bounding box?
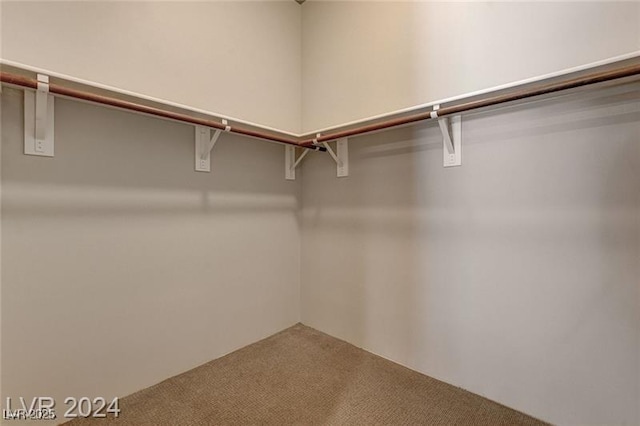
[24,74,54,157]
[431,105,462,168]
[285,146,310,180]
[321,138,349,177]
[195,124,223,172]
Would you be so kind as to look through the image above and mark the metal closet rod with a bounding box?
[2,62,640,150]
[298,62,640,147]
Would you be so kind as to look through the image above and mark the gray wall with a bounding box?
[1,87,301,423]
[2,1,639,422]
[301,84,640,425]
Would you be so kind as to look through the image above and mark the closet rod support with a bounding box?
[321,138,349,177]
[285,145,308,180]
[195,125,223,172]
[24,73,54,157]
[431,105,462,167]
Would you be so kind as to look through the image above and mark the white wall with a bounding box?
[300,84,640,425]
[302,1,640,132]
[5,1,638,135]
[300,3,640,423]
[0,1,302,133]
[1,87,301,424]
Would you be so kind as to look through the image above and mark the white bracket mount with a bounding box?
[285,145,310,180]
[431,105,461,167]
[195,120,227,172]
[319,136,349,177]
[24,74,55,157]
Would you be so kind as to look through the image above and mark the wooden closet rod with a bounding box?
[299,62,640,147]
[0,72,322,150]
[3,61,639,150]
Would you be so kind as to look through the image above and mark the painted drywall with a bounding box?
[4,1,638,135]
[300,84,640,425]
[1,2,639,424]
[1,88,301,424]
[301,1,640,132]
[0,1,302,133]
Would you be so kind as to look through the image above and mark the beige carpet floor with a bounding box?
[67,324,548,425]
